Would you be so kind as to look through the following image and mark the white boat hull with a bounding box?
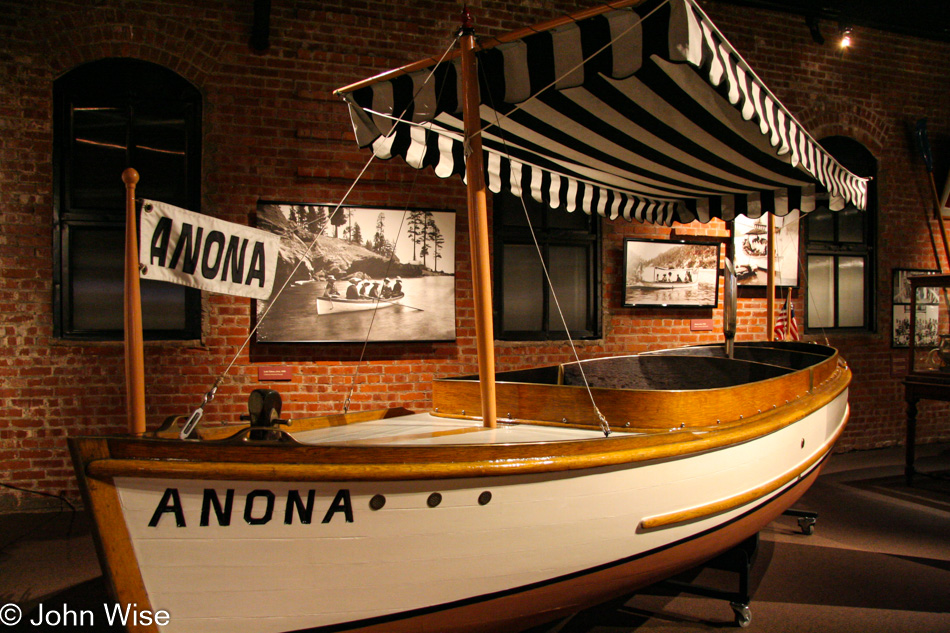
[106,391,848,633]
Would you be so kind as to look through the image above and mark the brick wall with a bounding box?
[2,0,949,512]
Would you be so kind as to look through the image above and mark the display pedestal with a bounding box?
[903,376,950,485]
[903,273,950,485]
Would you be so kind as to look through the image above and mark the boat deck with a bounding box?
[290,413,613,446]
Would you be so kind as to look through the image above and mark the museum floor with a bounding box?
[1,443,947,633]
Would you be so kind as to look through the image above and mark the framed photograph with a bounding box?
[893,304,939,348]
[733,211,800,287]
[253,202,456,343]
[891,268,941,348]
[623,237,720,308]
[892,268,939,304]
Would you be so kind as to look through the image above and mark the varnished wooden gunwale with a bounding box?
[82,361,849,483]
[433,349,843,430]
[153,407,417,440]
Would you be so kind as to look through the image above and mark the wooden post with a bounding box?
[459,9,497,428]
[723,221,737,358]
[123,168,146,436]
[766,214,776,341]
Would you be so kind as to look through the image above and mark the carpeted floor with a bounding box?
[1,443,947,633]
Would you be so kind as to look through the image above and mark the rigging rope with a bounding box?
[183,33,461,437]
[478,39,612,437]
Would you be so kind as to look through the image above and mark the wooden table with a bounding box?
[903,375,950,484]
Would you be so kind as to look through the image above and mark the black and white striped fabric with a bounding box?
[339,0,867,225]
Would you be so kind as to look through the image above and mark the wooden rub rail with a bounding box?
[638,410,848,531]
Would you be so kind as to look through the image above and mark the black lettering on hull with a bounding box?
[148,488,354,527]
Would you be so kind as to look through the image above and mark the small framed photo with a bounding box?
[733,211,800,287]
[253,202,456,343]
[892,268,941,348]
[623,237,720,308]
[893,304,939,348]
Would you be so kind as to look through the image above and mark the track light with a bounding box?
[839,24,853,49]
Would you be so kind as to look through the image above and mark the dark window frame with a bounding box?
[53,58,202,341]
[492,191,602,341]
[803,136,877,334]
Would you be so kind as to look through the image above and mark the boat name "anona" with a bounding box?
[148,488,354,527]
[148,217,268,288]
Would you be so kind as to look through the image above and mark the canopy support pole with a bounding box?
[766,214,776,341]
[460,10,497,428]
[123,168,146,435]
[723,221,737,359]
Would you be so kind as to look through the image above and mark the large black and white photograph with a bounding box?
[623,238,720,308]
[734,211,800,287]
[254,202,456,343]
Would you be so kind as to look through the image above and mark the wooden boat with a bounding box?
[315,292,404,314]
[70,1,869,632]
[629,267,699,290]
[71,341,849,633]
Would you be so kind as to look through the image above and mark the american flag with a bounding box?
[774,290,800,341]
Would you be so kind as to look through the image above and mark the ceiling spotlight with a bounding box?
[839,24,853,49]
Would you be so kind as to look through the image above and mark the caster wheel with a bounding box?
[798,516,816,535]
[730,602,751,628]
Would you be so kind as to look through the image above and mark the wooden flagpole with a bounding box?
[459,8,497,428]
[123,168,146,435]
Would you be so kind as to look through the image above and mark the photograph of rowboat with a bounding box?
[253,202,456,343]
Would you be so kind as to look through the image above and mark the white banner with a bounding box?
[139,200,279,300]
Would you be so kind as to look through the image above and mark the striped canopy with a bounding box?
[336,0,868,226]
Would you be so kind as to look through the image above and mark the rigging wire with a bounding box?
[340,34,461,413]
[477,37,612,437]
[342,174,423,413]
[183,33,462,435]
[472,0,668,142]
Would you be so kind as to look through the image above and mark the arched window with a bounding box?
[53,58,202,340]
[804,137,877,333]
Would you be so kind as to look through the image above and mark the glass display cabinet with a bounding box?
[906,273,950,376]
[903,273,950,484]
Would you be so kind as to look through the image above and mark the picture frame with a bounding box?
[892,268,939,304]
[733,211,800,287]
[623,237,720,308]
[253,201,456,343]
[891,268,940,348]
[893,304,939,348]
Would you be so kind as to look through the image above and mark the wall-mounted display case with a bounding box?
[907,273,950,378]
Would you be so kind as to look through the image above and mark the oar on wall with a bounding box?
[914,119,950,271]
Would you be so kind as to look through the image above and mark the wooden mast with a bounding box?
[459,8,497,428]
[766,213,776,341]
[123,168,146,435]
